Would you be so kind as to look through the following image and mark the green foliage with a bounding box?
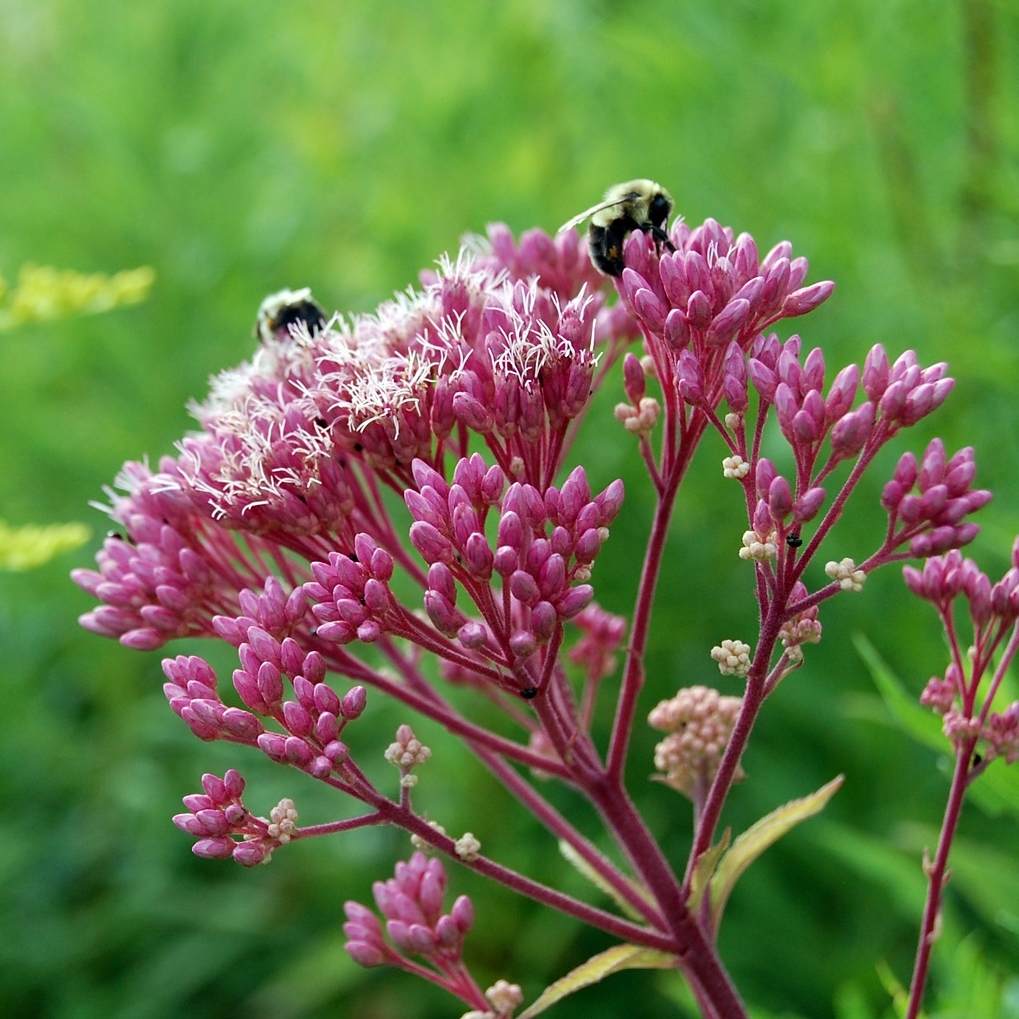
[1,1,1018,1017]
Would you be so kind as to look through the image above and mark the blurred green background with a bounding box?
[2,0,1018,1016]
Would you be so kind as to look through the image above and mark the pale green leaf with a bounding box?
[516,943,677,1019]
[710,775,843,927]
[687,829,730,916]
[557,840,653,922]
[0,520,91,571]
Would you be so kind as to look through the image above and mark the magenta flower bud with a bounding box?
[411,459,449,497]
[285,735,315,767]
[404,489,444,528]
[194,808,231,835]
[315,711,339,744]
[221,708,263,741]
[451,894,474,932]
[463,532,494,578]
[493,545,519,576]
[418,866,445,916]
[458,621,488,648]
[282,700,313,737]
[782,279,835,316]
[345,941,385,968]
[706,297,750,347]
[660,254,691,307]
[279,637,304,678]
[595,479,625,525]
[340,685,367,719]
[452,392,494,432]
[560,466,592,524]
[173,813,208,836]
[918,439,947,489]
[721,341,749,413]
[664,307,691,350]
[632,287,667,335]
[428,562,457,603]
[481,464,506,505]
[676,349,705,404]
[574,528,602,564]
[232,669,267,712]
[356,620,381,643]
[434,914,462,951]
[623,352,646,405]
[793,487,826,522]
[409,521,453,565]
[773,384,799,438]
[192,837,236,860]
[325,739,350,764]
[538,554,567,598]
[257,732,288,763]
[556,584,594,619]
[121,627,166,650]
[211,615,245,645]
[531,600,559,642]
[232,842,270,867]
[369,547,394,582]
[497,510,524,551]
[768,476,793,522]
[247,626,282,668]
[424,590,467,636]
[510,570,540,606]
[919,484,949,519]
[863,345,890,400]
[747,357,778,402]
[830,402,874,459]
[363,578,390,614]
[257,661,284,706]
[755,458,777,500]
[879,380,908,421]
[201,772,230,801]
[894,451,919,488]
[899,494,922,525]
[509,629,537,658]
[686,289,713,331]
[792,402,822,444]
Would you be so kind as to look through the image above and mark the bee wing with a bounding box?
[558,195,629,234]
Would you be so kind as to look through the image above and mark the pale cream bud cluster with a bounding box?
[266,799,299,843]
[739,526,777,561]
[455,832,482,861]
[410,820,447,853]
[648,685,744,798]
[614,396,661,436]
[711,638,752,678]
[825,557,867,592]
[722,454,750,480]
[385,723,432,787]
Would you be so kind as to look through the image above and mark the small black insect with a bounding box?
[786,532,803,548]
[520,687,539,700]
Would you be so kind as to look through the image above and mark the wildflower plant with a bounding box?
[72,199,1016,1018]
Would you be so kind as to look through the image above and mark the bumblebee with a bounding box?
[559,179,675,276]
[254,287,327,345]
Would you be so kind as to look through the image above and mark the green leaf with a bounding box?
[0,520,91,571]
[709,775,844,927]
[853,634,943,751]
[557,840,653,922]
[516,944,677,1019]
[687,829,730,916]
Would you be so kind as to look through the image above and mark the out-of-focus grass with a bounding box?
[1,1,1017,1017]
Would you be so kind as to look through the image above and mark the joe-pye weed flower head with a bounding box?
[72,196,1014,1019]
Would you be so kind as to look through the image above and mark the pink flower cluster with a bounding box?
[72,206,1012,1019]
[343,853,488,1009]
[906,546,1019,766]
